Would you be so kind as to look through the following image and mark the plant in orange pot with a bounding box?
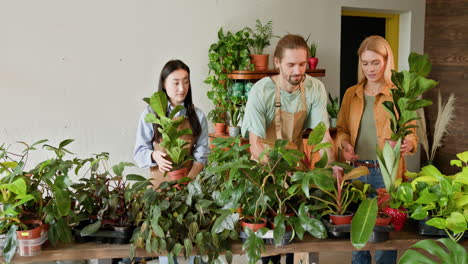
[246,19,274,71]
[143,91,193,182]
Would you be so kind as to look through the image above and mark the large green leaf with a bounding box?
[400,238,468,264]
[273,214,286,246]
[307,122,326,145]
[81,220,102,236]
[446,212,467,234]
[406,99,433,111]
[311,169,335,191]
[351,198,377,249]
[52,185,71,216]
[409,52,432,77]
[149,91,168,117]
[212,212,239,233]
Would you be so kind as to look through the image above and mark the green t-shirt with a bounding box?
[355,95,377,160]
[241,75,329,139]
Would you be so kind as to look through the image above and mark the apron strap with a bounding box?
[274,85,282,139]
[299,79,307,111]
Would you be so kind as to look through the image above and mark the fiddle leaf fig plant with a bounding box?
[384,52,437,141]
[143,91,193,170]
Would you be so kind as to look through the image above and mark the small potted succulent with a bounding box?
[307,41,318,69]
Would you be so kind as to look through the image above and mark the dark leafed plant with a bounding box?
[71,154,147,236]
[384,52,437,141]
[327,93,340,119]
[129,172,237,264]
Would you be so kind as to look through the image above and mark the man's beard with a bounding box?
[287,74,304,85]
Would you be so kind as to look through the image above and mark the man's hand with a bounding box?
[401,139,414,155]
[342,140,359,162]
[152,150,172,172]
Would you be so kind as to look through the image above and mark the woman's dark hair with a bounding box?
[153,59,201,143]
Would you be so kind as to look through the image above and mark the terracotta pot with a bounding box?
[250,54,269,71]
[16,220,45,257]
[214,123,226,135]
[376,212,392,226]
[240,217,267,232]
[307,57,319,69]
[329,213,353,225]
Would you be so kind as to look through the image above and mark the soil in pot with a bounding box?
[376,212,392,226]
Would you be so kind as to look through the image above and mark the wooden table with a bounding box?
[5,230,468,263]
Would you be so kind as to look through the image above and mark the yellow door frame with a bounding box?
[342,11,400,69]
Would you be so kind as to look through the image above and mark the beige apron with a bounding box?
[150,117,196,188]
[254,79,308,171]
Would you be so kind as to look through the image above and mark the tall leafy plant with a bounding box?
[383,52,437,141]
[205,27,252,124]
[143,91,193,170]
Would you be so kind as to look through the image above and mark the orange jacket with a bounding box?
[336,83,418,179]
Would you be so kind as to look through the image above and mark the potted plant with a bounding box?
[205,27,253,130]
[207,105,227,135]
[0,139,77,260]
[130,172,237,264]
[327,93,340,128]
[227,96,245,137]
[307,41,318,69]
[143,91,194,181]
[390,151,468,242]
[207,135,328,264]
[383,52,437,143]
[72,154,146,244]
[246,19,274,71]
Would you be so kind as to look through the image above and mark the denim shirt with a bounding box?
[133,103,209,168]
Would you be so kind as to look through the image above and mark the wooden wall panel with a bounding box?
[424,0,468,174]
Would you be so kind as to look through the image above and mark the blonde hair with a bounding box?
[357,35,395,86]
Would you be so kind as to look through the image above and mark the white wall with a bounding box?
[0,0,425,176]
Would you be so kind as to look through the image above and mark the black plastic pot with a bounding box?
[239,230,293,245]
[323,219,392,242]
[73,221,133,244]
[418,218,468,240]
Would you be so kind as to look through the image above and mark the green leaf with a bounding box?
[446,212,467,234]
[59,139,74,148]
[149,91,168,117]
[311,169,334,191]
[3,225,18,262]
[183,238,192,258]
[307,122,326,145]
[212,212,239,233]
[406,99,433,111]
[409,52,432,77]
[314,151,328,169]
[312,142,332,152]
[456,151,468,163]
[52,185,71,216]
[81,220,102,236]
[426,218,447,230]
[351,198,377,249]
[273,214,286,246]
[126,174,147,181]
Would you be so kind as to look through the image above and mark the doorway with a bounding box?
[340,11,399,100]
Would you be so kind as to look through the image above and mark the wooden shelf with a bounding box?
[5,230,468,263]
[227,69,326,80]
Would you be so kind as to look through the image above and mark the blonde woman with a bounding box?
[336,36,418,264]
